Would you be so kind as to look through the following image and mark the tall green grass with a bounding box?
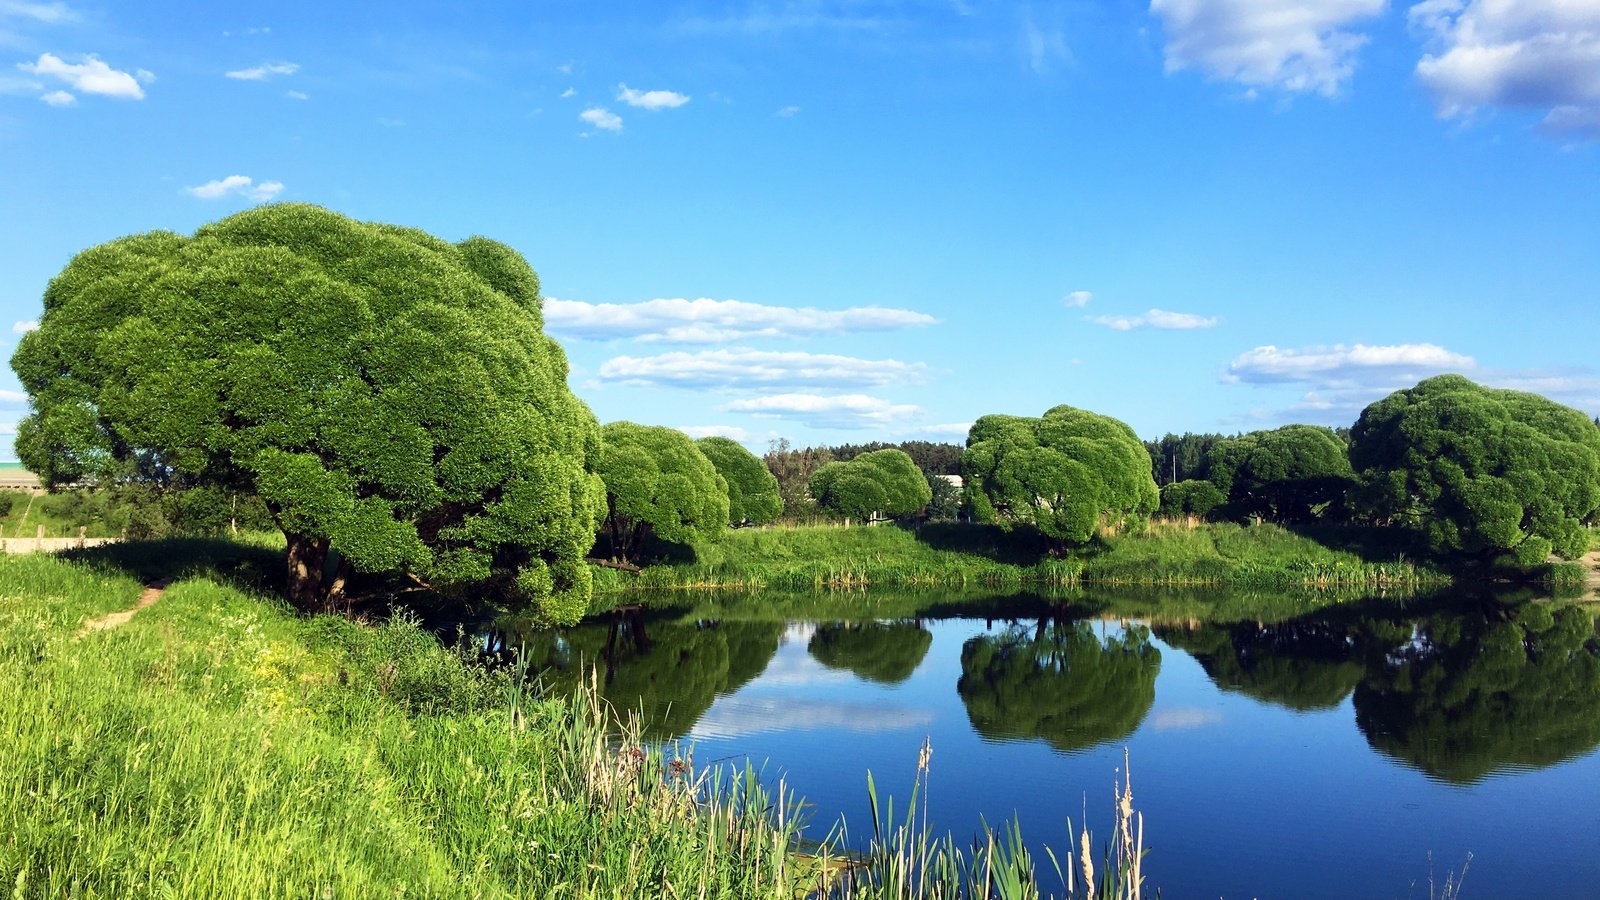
[603,520,1448,595]
[0,550,1143,898]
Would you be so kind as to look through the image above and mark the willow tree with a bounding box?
[1203,424,1353,523]
[808,448,930,522]
[595,422,728,563]
[1349,375,1600,566]
[808,621,934,684]
[962,405,1157,547]
[12,204,604,622]
[696,436,783,526]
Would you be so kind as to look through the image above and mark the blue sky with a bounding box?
[3,0,1598,455]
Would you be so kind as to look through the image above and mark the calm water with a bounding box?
[507,589,1600,899]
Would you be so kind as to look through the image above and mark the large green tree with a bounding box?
[1349,375,1600,566]
[696,436,783,527]
[808,621,933,684]
[962,405,1158,546]
[12,204,604,621]
[808,448,931,522]
[1204,424,1353,523]
[595,422,728,563]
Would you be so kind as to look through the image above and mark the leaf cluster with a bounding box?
[695,436,782,526]
[807,448,931,522]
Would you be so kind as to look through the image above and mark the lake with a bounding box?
[501,587,1600,898]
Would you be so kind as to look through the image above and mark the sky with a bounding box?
[2,0,1599,457]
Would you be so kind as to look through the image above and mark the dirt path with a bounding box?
[1583,551,1600,596]
[76,579,172,637]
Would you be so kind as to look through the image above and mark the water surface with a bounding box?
[506,588,1600,899]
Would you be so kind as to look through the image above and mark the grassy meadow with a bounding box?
[0,545,1145,899]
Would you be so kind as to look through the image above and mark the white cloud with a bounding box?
[900,422,974,439]
[546,296,937,343]
[691,696,933,739]
[184,175,284,202]
[285,89,308,100]
[1224,342,1475,384]
[1411,0,1600,136]
[0,1,78,23]
[598,348,925,390]
[18,52,147,99]
[1149,0,1385,96]
[560,87,576,98]
[1151,707,1224,730]
[722,393,922,430]
[775,104,801,117]
[678,424,753,441]
[579,106,622,131]
[1090,308,1219,330]
[225,61,298,81]
[1062,290,1092,308]
[1022,12,1069,74]
[0,388,25,402]
[39,88,71,105]
[12,320,37,333]
[617,83,690,110]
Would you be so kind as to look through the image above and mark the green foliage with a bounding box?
[1155,619,1385,711]
[595,422,729,563]
[808,621,933,684]
[962,405,1159,545]
[696,436,783,526]
[1349,374,1600,565]
[11,204,604,622]
[826,440,965,476]
[957,621,1161,753]
[1203,424,1353,523]
[1146,431,1229,486]
[1159,479,1226,519]
[809,448,932,522]
[1355,604,1600,783]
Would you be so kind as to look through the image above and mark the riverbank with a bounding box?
[0,549,1136,898]
[593,520,1464,595]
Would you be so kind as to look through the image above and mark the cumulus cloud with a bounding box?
[225,61,298,80]
[617,83,689,109]
[775,104,800,117]
[546,296,937,343]
[579,106,622,131]
[12,320,37,334]
[1224,342,1475,384]
[285,89,308,100]
[678,424,753,441]
[901,422,974,439]
[39,88,72,105]
[1151,707,1224,730]
[1062,290,1092,308]
[1410,0,1600,136]
[1149,0,1385,96]
[0,388,26,403]
[18,52,148,99]
[722,393,922,430]
[691,696,934,740]
[597,349,925,390]
[1090,308,1218,330]
[185,174,284,201]
[560,87,576,98]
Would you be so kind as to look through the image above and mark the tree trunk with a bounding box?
[285,532,330,612]
[324,553,353,611]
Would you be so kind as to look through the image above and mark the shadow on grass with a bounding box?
[908,522,1058,565]
[56,536,285,597]
[1283,523,1433,565]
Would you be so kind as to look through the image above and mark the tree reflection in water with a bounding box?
[1355,603,1600,784]
[957,619,1161,753]
[808,621,933,684]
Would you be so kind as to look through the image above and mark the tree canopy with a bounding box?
[12,203,604,621]
[1348,374,1600,565]
[1204,424,1353,523]
[696,436,782,527]
[957,620,1161,754]
[808,448,931,522]
[595,422,728,563]
[808,621,933,684]
[1159,479,1226,520]
[962,405,1158,545]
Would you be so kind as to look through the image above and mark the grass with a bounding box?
[0,547,1147,898]
[600,519,1451,595]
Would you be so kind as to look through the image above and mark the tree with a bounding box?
[808,448,931,522]
[808,621,933,684]
[1145,432,1229,487]
[1158,479,1226,520]
[962,405,1158,547]
[763,439,833,520]
[696,436,782,526]
[1354,603,1600,783]
[594,422,728,563]
[11,204,604,621]
[1348,375,1600,566]
[1203,424,1353,523]
[957,620,1161,754]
